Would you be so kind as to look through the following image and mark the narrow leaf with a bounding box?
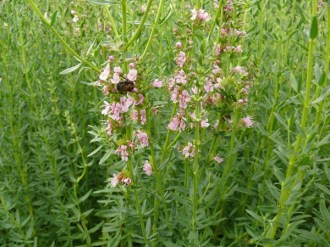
[310,16,318,39]
[60,63,82,75]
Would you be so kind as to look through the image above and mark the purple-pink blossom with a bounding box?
[122,177,132,185]
[176,51,186,68]
[152,79,163,88]
[143,161,152,176]
[178,90,191,109]
[191,9,211,22]
[99,64,110,81]
[115,145,129,161]
[140,110,147,125]
[175,42,182,48]
[242,116,254,128]
[105,120,112,136]
[174,70,187,84]
[214,155,224,164]
[136,130,149,148]
[110,173,120,187]
[182,142,195,158]
[127,69,137,82]
[168,113,186,131]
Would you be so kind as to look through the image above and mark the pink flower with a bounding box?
[122,177,132,185]
[182,142,195,158]
[108,55,115,62]
[168,78,175,91]
[105,120,112,136]
[170,86,180,103]
[127,69,137,82]
[140,110,147,125]
[231,66,248,76]
[242,116,254,128]
[178,90,191,109]
[152,79,163,88]
[115,145,129,161]
[136,130,149,148]
[111,73,120,84]
[72,15,79,23]
[201,117,209,128]
[109,102,123,121]
[102,86,110,95]
[238,99,245,104]
[110,173,120,187]
[143,161,152,176]
[191,86,198,94]
[235,29,246,37]
[101,101,111,116]
[132,110,139,121]
[141,4,147,13]
[214,155,224,164]
[168,113,186,131]
[204,80,214,93]
[120,96,134,112]
[175,42,182,48]
[129,63,135,69]
[215,44,221,56]
[99,63,111,81]
[136,94,144,105]
[176,51,186,68]
[212,64,221,75]
[175,70,187,84]
[191,9,211,22]
[234,45,243,53]
[114,66,122,73]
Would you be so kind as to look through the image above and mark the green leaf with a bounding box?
[88,145,103,157]
[320,200,330,228]
[99,149,113,165]
[87,0,117,5]
[246,209,263,223]
[310,16,318,39]
[79,189,92,203]
[60,63,82,75]
[50,11,58,26]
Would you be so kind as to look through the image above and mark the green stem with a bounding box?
[104,6,120,40]
[208,1,223,39]
[161,104,178,162]
[141,0,165,60]
[27,0,100,73]
[192,88,201,236]
[121,0,127,43]
[315,3,330,127]
[265,0,318,241]
[145,103,171,236]
[123,0,154,51]
[127,159,149,244]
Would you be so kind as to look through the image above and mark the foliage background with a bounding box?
[0,0,329,246]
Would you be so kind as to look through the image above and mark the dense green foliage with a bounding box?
[0,0,329,246]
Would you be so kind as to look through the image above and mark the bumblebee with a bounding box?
[116,78,135,93]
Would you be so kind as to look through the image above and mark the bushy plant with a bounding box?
[1,0,329,246]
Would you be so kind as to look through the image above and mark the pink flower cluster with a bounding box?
[110,173,132,187]
[191,9,211,22]
[143,161,152,176]
[182,142,195,158]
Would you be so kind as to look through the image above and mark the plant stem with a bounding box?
[264,0,318,241]
[141,0,165,60]
[192,87,201,237]
[104,6,120,40]
[27,0,100,73]
[123,0,154,51]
